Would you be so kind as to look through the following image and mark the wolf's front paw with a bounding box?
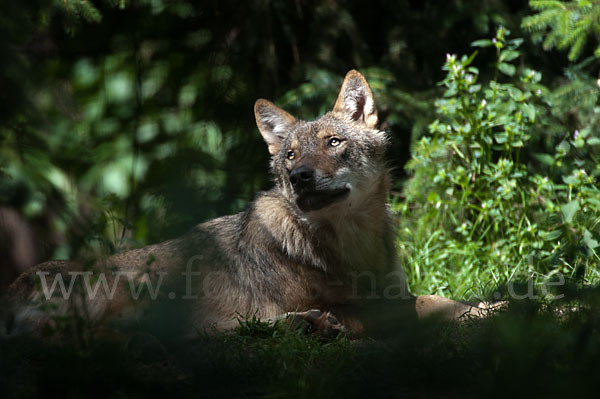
[286,309,345,339]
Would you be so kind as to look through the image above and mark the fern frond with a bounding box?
[560,25,587,48]
[558,9,571,35]
[568,34,588,61]
[529,1,567,10]
[542,31,560,50]
[52,0,103,25]
[524,0,600,60]
[79,1,102,23]
[522,9,562,31]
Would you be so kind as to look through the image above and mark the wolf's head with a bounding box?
[254,70,389,214]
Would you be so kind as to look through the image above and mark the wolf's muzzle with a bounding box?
[289,166,315,190]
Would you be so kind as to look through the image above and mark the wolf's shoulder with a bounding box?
[191,188,298,245]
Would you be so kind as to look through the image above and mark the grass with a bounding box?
[2,291,600,398]
[396,204,600,304]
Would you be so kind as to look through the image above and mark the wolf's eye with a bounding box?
[286,150,295,160]
[328,137,342,147]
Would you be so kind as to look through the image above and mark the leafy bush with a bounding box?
[398,27,600,299]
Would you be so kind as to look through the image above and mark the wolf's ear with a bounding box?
[333,70,378,128]
[254,99,296,155]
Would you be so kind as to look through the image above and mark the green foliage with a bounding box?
[56,0,103,26]
[399,27,600,298]
[548,59,600,180]
[1,37,236,258]
[522,1,600,203]
[522,0,600,61]
[1,0,275,262]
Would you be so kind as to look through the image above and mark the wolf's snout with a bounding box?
[289,166,315,188]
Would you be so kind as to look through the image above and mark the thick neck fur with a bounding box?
[255,169,392,279]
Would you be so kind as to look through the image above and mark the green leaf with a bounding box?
[507,86,523,97]
[509,38,524,47]
[557,140,571,153]
[464,51,478,67]
[584,230,599,249]
[543,229,562,241]
[106,72,134,102]
[522,103,536,122]
[562,175,578,185]
[579,128,591,138]
[561,200,580,224]
[427,191,440,203]
[472,39,493,48]
[500,50,520,62]
[587,198,600,208]
[498,63,516,76]
[534,153,555,166]
[468,84,481,93]
[102,164,129,198]
[587,137,600,145]
[494,133,508,144]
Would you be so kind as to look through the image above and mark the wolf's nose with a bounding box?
[289,166,314,187]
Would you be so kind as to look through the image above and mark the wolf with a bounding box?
[2,70,490,339]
